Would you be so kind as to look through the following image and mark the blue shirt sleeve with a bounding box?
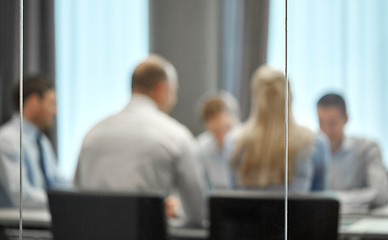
[289,145,314,192]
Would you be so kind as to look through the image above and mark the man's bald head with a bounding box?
[131,55,178,113]
[131,55,177,92]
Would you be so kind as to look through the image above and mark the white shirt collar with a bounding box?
[124,93,159,112]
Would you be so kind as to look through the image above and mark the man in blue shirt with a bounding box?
[318,93,388,210]
[197,92,240,190]
[0,77,68,208]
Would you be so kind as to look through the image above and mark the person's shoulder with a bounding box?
[293,125,315,150]
[197,131,211,144]
[296,125,314,138]
[0,119,18,139]
[348,136,378,148]
[349,136,381,152]
[197,131,216,153]
[81,113,121,145]
[157,112,194,139]
[229,125,243,139]
[224,125,243,150]
[0,120,19,153]
[345,137,382,164]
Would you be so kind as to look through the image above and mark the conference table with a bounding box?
[1,206,388,240]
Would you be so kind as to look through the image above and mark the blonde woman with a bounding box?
[225,65,314,191]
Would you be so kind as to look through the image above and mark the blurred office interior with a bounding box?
[0,0,387,178]
[0,0,388,239]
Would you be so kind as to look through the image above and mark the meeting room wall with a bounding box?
[220,0,269,122]
[150,0,270,135]
[149,0,221,135]
[0,0,19,126]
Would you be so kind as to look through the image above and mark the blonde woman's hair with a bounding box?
[231,65,314,187]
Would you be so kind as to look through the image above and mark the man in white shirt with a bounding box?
[74,55,205,225]
[317,93,388,210]
[0,77,68,208]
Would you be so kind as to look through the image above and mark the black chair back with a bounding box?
[209,191,339,240]
[0,181,12,208]
[48,190,167,240]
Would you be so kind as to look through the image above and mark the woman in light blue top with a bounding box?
[225,65,315,192]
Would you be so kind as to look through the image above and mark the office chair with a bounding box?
[209,191,339,240]
[0,181,12,208]
[48,190,167,240]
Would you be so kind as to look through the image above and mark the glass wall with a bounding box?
[1,0,387,239]
[270,0,388,167]
[280,0,388,239]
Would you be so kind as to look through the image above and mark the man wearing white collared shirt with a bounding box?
[0,78,68,208]
[317,93,388,209]
[74,55,205,226]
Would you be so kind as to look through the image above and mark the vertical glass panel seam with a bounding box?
[284,0,289,239]
[19,0,24,239]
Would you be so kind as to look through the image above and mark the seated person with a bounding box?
[74,55,205,226]
[0,77,68,208]
[225,65,315,191]
[197,92,240,189]
[317,93,388,209]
